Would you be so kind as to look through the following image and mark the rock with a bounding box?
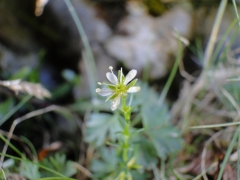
[0,45,38,75]
[0,0,39,75]
[105,2,193,79]
[45,0,112,45]
[0,0,113,100]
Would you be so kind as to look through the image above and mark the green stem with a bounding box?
[158,32,182,105]
[123,123,130,162]
[121,97,131,166]
[121,97,131,123]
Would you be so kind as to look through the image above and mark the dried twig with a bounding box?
[180,0,228,130]
[73,162,93,178]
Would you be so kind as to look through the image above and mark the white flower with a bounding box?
[96,66,141,111]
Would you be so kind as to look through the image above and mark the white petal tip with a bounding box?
[111,107,117,111]
[96,88,113,96]
[110,97,120,111]
[127,86,141,93]
[124,69,137,85]
[96,88,100,93]
[98,82,102,85]
[106,72,118,85]
[109,66,113,70]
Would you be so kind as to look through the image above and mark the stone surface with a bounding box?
[0,45,38,75]
[105,2,193,79]
[0,0,39,74]
[0,0,113,100]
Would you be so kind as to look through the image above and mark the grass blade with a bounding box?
[64,0,97,99]
[0,95,32,126]
[232,0,240,27]
[158,33,182,104]
[217,125,240,180]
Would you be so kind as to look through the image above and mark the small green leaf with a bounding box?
[141,102,170,130]
[91,147,119,177]
[84,113,123,147]
[132,134,158,169]
[149,127,182,158]
[40,153,77,177]
[20,160,41,179]
[139,83,182,159]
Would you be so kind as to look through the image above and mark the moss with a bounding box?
[143,0,168,16]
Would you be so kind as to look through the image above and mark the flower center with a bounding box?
[116,84,127,94]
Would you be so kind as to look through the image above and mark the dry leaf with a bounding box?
[0,79,51,99]
[35,0,49,16]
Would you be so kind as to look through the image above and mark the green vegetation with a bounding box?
[1,0,240,179]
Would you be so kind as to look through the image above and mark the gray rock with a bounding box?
[0,45,38,75]
[0,0,112,94]
[105,2,193,79]
[46,0,112,46]
[0,1,39,74]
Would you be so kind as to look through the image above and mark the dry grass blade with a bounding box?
[173,67,240,128]
[73,162,93,178]
[0,79,51,99]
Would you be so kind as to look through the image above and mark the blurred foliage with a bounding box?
[0,153,76,179]
[0,65,79,179]
[143,0,168,16]
[40,153,77,177]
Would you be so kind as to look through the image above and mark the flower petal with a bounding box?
[111,96,121,111]
[124,69,137,85]
[96,88,113,96]
[127,86,141,93]
[106,72,118,85]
